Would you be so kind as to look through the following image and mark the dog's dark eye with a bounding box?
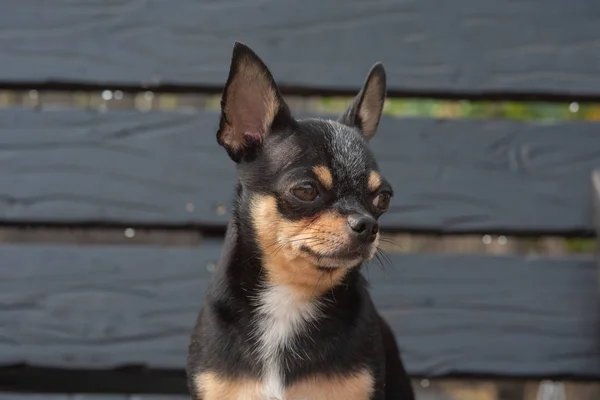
[292,183,319,202]
[373,192,392,211]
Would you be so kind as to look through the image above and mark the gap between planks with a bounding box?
[0,226,591,257]
[2,83,600,103]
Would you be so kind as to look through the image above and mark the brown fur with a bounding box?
[312,165,334,190]
[194,372,262,400]
[220,59,279,152]
[286,370,375,400]
[368,170,382,193]
[250,194,352,299]
[194,370,374,400]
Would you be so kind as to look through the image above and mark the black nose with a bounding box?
[347,214,379,243]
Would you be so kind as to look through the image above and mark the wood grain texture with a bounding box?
[0,367,189,395]
[2,108,600,235]
[0,1,599,97]
[1,242,598,379]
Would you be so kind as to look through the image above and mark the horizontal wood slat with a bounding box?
[2,108,600,235]
[0,367,189,396]
[0,1,599,98]
[1,242,598,380]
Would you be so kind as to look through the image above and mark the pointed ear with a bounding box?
[338,63,387,140]
[217,42,291,162]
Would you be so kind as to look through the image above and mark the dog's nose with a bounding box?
[347,214,378,243]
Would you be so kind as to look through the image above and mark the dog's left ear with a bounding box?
[338,63,387,140]
[217,42,292,162]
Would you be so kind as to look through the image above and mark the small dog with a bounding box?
[187,42,415,400]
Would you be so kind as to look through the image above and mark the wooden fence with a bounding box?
[1,1,600,399]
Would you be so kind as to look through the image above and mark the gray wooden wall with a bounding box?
[2,1,600,100]
[1,1,600,399]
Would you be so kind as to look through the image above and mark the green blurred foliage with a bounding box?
[565,238,597,254]
[318,97,600,122]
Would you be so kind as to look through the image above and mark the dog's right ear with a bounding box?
[338,63,387,141]
[217,42,291,162]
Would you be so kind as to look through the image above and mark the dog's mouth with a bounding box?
[300,245,372,270]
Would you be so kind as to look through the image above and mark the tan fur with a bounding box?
[220,59,279,152]
[194,370,374,400]
[312,165,334,190]
[359,73,385,139]
[194,372,262,400]
[368,170,382,192]
[251,194,353,299]
[286,370,375,400]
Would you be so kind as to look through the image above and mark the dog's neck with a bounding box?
[205,185,370,397]
[210,184,363,309]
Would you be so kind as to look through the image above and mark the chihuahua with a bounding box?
[187,42,415,400]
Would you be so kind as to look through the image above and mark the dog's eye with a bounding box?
[373,192,392,211]
[291,183,319,202]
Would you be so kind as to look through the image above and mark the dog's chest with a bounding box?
[194,286,377,399]
[253,285,321,399]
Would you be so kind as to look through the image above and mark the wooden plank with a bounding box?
[0,108,235,228]
[0,242,598,380]
[1,1,600,98]
[2,108,600,235]
[0,367,188,395]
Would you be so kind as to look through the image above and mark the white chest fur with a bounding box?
[252,285,321,399]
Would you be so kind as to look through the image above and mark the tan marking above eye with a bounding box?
[312,165,333,190]
[368,170,382,192]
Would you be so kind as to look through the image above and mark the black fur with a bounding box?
[187,42,415,400]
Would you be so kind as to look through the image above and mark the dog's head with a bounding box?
[217,43,391,293]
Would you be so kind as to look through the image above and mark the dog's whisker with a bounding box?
[372,248,393,274]
[311,272,325,299]
[378,237,405,251]
[328,274,337,304]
